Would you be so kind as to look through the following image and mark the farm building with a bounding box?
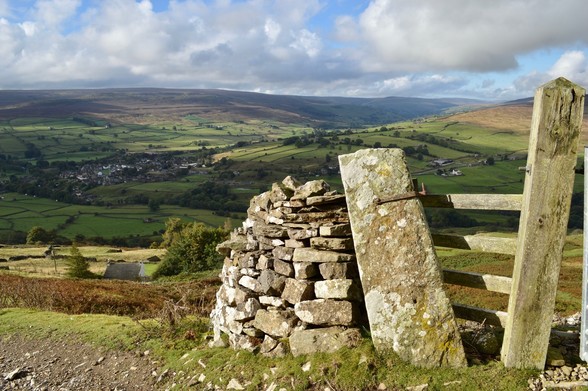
[103,262,147,281]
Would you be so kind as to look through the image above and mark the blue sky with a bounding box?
[0,0,587,100]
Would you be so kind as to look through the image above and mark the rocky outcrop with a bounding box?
[211,176,364,357]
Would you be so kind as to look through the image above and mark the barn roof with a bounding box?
[103,262,146,281]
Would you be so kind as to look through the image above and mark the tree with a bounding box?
[148,199,161,212]
[486,156,495,165]
[65,245,95,278]
[153,222,229,278]
[26,226,53,244]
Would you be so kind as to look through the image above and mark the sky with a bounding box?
[0,0,587,100]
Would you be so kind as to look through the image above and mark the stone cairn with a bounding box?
[211,176,365,357]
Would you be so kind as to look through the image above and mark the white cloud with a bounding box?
[264,18,281,44]
[289,29,322,58]
[548,51,588,84]
[511,51,588,98]
[34,0,81,28]
[0,0,586,99]
[349,0,588,73]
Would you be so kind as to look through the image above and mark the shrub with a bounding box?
[153,221,228,279]
[26,226,54,244]
[65,245,97,279]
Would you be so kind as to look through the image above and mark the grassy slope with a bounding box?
[1,102,585,239]
[0,192,234,239]
[0,307,534,390]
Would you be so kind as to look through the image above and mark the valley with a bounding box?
[2,88,585,244]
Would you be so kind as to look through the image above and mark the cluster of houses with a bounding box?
[58,153,210,187]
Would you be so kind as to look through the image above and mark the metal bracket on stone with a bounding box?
[375,182,427,205]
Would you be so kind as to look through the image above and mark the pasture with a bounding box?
[0,116,309,161]
[0,193,236,241]
[0,245,166,278]
[1,107,585,241]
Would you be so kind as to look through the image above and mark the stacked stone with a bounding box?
[211,176,364,357]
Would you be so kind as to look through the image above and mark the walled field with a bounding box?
[1,106,585,241]
[0,193,236,240]
[0,245,166,278]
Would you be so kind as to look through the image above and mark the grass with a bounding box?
[0,307,536,390]
[2,238,583,389]
[2,108,584,241]
[0,193,236,240]
[0,245,166,277]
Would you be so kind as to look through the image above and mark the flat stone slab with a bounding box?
[292,248,355,263]
[339,148,466,368]
[289,327,362,357]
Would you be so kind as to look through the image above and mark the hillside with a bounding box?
[0,89,585,244]
[0,89,475,127]
[447,98,588,144]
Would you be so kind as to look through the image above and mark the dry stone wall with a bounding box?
[211,176,365,357]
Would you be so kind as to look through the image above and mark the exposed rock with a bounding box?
[546,347,566,367]
[252,223,289,239]
[281,279,315,305]
[287,227,318,240]
[339,148,466,368]
[283,210,349,224]
[272,246,294,261]
[292,248,355,263]
[306,194,346,206]
[234,298,262,322]
[284,239,308,248]
[249,191,272,213]
[314,279,362,301]
[269,182,292,203]
[291,180,330,200]
[238,275,260,293]
[289,327,362,357]
[259,335,279,354]
[257,254,273,270]
[310,237,354,251]
[282,176,302,191]
[217,285,250,306]
[228,334,260,352]
[217,235,249,256]
[293,262,319,279]
[253,309,298,338]
[318,262,359,280]
[294,299,357,326]
[258,295,284,308]
[258,269,286,295]
[264,342,287,358]
[273,259,294,277]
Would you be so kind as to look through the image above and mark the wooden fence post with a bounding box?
[501,77,585,369]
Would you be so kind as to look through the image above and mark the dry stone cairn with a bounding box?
[211,176,364,357]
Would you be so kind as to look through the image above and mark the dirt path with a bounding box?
[0,334,165,390]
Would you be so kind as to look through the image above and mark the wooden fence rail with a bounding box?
[426,77,585,369]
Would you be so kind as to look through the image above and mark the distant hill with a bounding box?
[446,98,588,143]
[0,89,486,127]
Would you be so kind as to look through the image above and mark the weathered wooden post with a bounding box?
[339,149,466,368]
[501,77,585,369]
[582,146,588,362]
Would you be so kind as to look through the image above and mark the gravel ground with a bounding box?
[0,335,165,391]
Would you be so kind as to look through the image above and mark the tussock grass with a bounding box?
[0,274,220,318]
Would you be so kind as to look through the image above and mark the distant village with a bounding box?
[58,153,212,188]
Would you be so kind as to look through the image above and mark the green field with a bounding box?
[0,193,238,240]
[0,111,584,242]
